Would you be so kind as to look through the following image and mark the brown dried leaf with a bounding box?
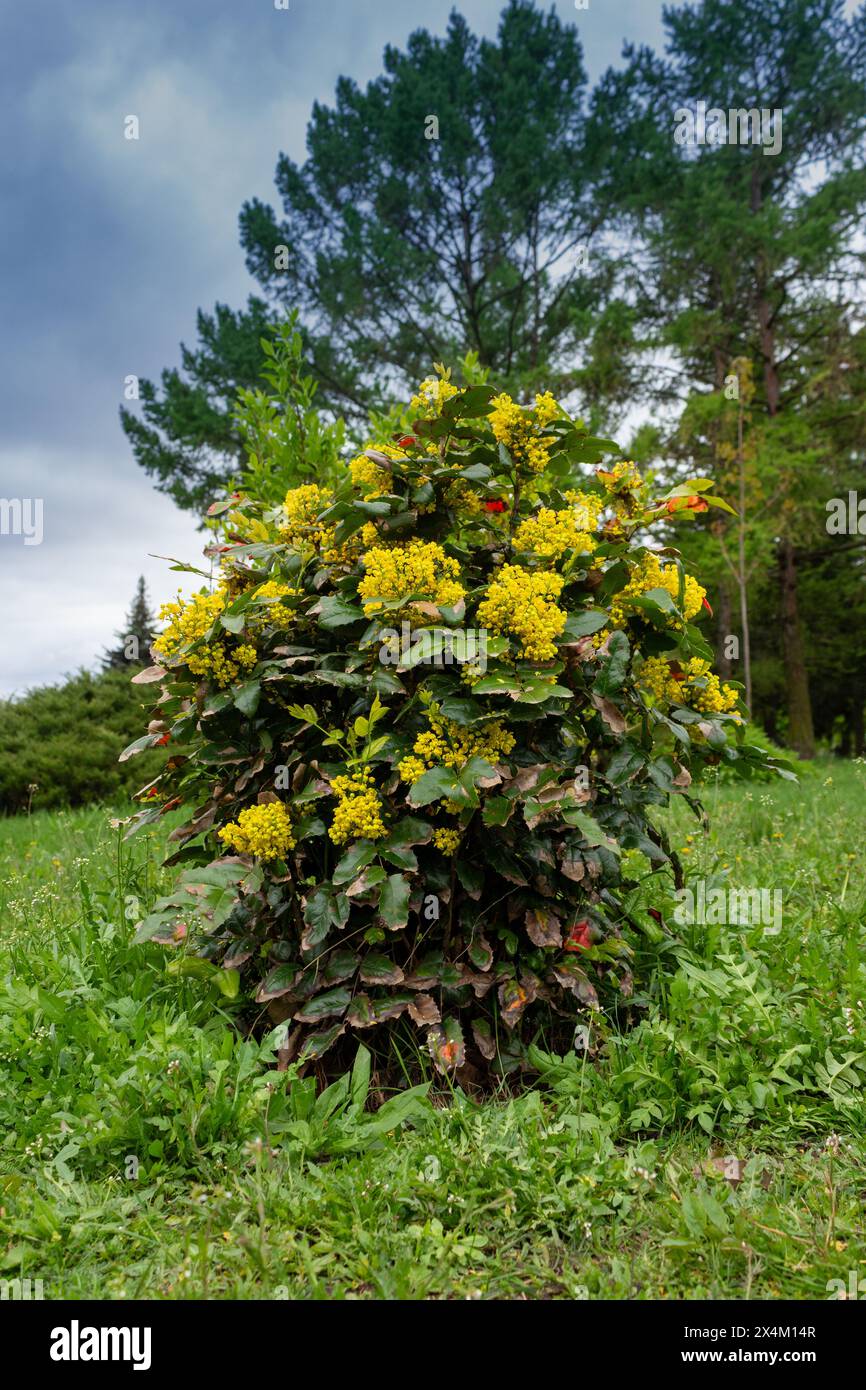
[407,993,441,1026]
[131,665,167,684]
[591,693,627,733]
[525,907,563,949]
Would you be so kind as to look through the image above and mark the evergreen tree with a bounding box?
[588,0,866,755]
[122,1,621,512]
[102,576,156,670]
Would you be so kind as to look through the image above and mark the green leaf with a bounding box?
[562,609,609,640]
[215,968,240,999]
[118,733,159,763]
[220,612,246,634]
[233,680,261,716]
[514,678,572,704]
[294,987,352,1023]
[407,765,461,807]
[605,743,646,786]
[378,873,411,929]
[471,672,522,696]
[317,595,366,628]
[594,631,630,696]
[564,809,615,849]
[482,796,513,827]
[257,963,300,1002]
[298,1023,345,1061]
[383,817,432,848]
[333,840,377,885]
[360,953,405,985]
[132,910,175,944]
[302,885,338,948]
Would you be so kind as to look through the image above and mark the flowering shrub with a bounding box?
[126,366,782,1078]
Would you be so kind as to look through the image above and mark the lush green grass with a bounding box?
[1,763,865,1299]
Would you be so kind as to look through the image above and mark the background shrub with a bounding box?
[0,669,164,815]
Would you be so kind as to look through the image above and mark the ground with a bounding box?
[1,761,864,1300]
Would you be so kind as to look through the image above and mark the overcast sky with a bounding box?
[0,0,675,698]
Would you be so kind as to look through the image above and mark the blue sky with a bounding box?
[0,0,674,697]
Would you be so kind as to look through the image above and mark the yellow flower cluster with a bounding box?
[358,540,465,617]
[639,656,683,703]
[514,496,601,559]
[640,656,739,715]
[279,484,331,547]
[154,591,258,687]
[249,580,302,628]
[410,375,460,416]
[154,590,224,656]
[350,443,407,498]
[599,460,644,491]
[680,659,740,714]
[218,802,295,860]
[477,564,567,661]
[398,704,515,784]
[328,768,387,845]
[279,483,376,565]
[488,392,558,474]
[609,552,706,630]
[432,827,461,856]
[198,643,258,687]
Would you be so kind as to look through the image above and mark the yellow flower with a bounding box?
[249,580,302,628]
[154,591,224,657]
[639,655,683,703]
[599,459,644,491]
[604,552,706,634]
[153,591,258,687]
[477,564,566,661]
[279,483,377,565]
[218,802,295,860]
[410,375,460,417]
[396,755,427,784]
[639,655,739,714]
[397,704,515,786]
[358,540,465,617]
[488,392,558,474]
[679,658,740,714]
[328,768,387,844]
[432,827,461,856]
[514,497,600,560]
[279,484,331,546]
[349,443,407,498]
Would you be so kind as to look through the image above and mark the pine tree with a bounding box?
[588,0,866,755]
[122,1,620,513]
[102,576,157,670]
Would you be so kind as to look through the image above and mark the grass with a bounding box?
[1,761,865,1300]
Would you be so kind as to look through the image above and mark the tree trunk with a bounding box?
[750,160,815,749]
[779,539,815,758]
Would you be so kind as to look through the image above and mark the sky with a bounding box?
[0,0,676,698]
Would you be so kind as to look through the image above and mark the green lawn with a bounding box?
[1,762,865,1299]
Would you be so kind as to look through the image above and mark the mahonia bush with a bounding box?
[125,363,787,1079]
